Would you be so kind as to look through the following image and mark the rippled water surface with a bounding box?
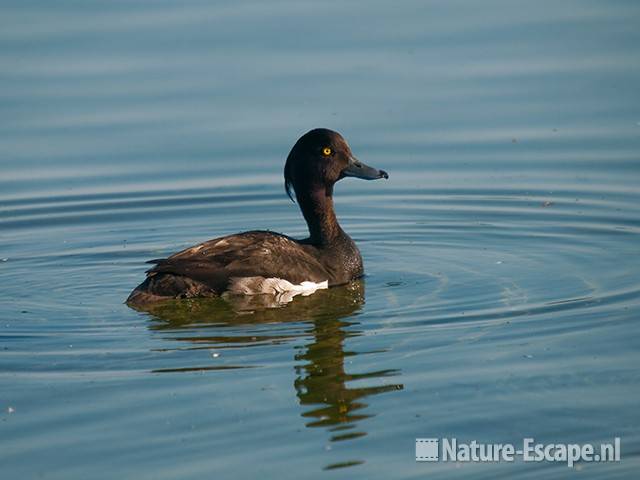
[2,1,640,478]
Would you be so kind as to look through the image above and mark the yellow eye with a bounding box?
[322,147,332,156]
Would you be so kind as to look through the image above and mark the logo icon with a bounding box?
[416,438,439,462]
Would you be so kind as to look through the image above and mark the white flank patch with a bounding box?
[227,276,328,303]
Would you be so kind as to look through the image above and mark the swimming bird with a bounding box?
[126,128,388,306]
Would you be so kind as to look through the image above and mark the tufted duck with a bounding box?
[126,128,388,306]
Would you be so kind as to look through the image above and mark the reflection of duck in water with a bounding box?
[127,129,388,306]
[142,281,402,462]
[294,297,403,442]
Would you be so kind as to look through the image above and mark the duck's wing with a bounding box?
[145,230,329,293]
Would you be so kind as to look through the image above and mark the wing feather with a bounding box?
[145,231,329,293]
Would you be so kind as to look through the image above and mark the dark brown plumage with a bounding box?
[126,128,388,306]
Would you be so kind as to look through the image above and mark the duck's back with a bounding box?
[126,231,340,305]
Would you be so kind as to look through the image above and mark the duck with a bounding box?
[126,128,388,306]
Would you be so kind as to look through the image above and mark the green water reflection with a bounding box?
[133,281,403,466]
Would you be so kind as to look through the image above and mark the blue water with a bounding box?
[1,1,640,478]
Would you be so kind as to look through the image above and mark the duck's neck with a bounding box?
[298,185,345,246]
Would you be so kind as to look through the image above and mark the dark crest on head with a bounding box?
[284,128,348,202]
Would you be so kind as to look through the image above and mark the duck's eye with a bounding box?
[322,147,332,157]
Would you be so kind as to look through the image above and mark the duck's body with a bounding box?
[128,230,362,304]
[127,128,387,306]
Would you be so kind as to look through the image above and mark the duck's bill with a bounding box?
[342,156,389,180]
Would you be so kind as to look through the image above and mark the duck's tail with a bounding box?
[125,273,216,307]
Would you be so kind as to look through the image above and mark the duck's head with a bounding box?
[284,128,388,202]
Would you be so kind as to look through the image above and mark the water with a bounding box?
[1,1,639,478]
